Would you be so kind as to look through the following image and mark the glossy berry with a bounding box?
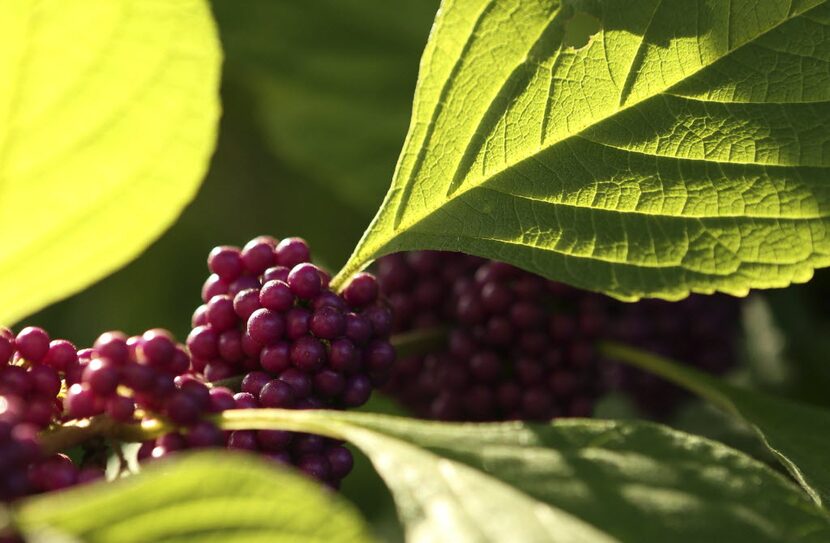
[342,273,379,307]
[275,237,310,268]
[15,327,50,362]
[287,263,323,300]
[208,246,244,280]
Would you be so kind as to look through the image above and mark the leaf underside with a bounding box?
[220,409,830,543]
[604,341,830,509]
[0,0,221,325]
[336,0,830,301]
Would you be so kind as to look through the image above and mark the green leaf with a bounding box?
[334,0,830,300]
[15,451,374,543]
[213,0,438,212]
[220,409,830,542]
[0,0,221,325]
[602,341,830,508]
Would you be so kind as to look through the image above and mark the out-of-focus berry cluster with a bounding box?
[378,251,740,421]
[380,252,605,421]
[605,295,741,416]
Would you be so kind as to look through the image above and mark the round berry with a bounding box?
[16,327,50,362]
[93,331,129,365]
[275,237,310,268]
[65,384,98,419]
[259,280,294,312]
[208,387,236,412]
[44,339,78,372]
[218,329,244,362]
[140,329,176,367]
[343,273,379,307]
[287,263,323,300]
[310,306,346,339]
[208,246,244,280]
[342,375,372,407]
[241,236,276,275]
[328,338,359,374]
[260,342,291,374]
[259,379,296,408]
[206,295,239,332]
[285,308,311,339]
[313,370,345,398]
[28,364,61,397]
[83,358,120,396]
[233,288,262,320]
[327,446,354,479]
[186,421,225,448]
[241,371,271,397]
[247,308,285,346]
[277,369,312,398]
[290,337,326,372]
[106,395,136,422]
[262,266,290,283]
[202,273,230,302]
[187,326,218,360]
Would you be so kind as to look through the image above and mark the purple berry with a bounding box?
[187,325,218,360]
[259,379,296,408]
[15,327,50,362]
[290,337,326,372]
[140,329,176,367]
[287,263,323,300]
[310,306,346,339]
[241,371,271,396]
[260,342,291,374]
[343,273,379,307]
[285,308,311,339]
[275,237,310,268]
[206,295,239,332]
[208,246,244,280]
[247,309,285,346]
[241,236,276,275]
[93,331,129,365]
[259,280,294,312]
[202,273,230,302]
[83,358,120,395]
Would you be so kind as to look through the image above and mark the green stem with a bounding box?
[598,340,737,415]
[39,416,172,455]
[391,326,449,358]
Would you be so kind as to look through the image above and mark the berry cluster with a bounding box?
[64,329,199,426]
[378,251,741,422]
[606,295,741,416]
[0,326,105,500]
[160,236,393,485]
[380,252,605,421]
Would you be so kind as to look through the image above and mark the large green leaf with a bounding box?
[334,0,830,300]
[212,0,437,212]
[15,451,373,543]
[0,0,221,325]
[603,341,830,508]
[220,410,830,542]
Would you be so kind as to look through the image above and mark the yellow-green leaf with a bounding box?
[0,0,221,325]
[334,0,830,300]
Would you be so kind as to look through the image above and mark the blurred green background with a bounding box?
[19,0,830,538]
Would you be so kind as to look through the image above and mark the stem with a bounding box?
[598,340,737,415]
[39,416,172,455]
[391,326,450,358]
